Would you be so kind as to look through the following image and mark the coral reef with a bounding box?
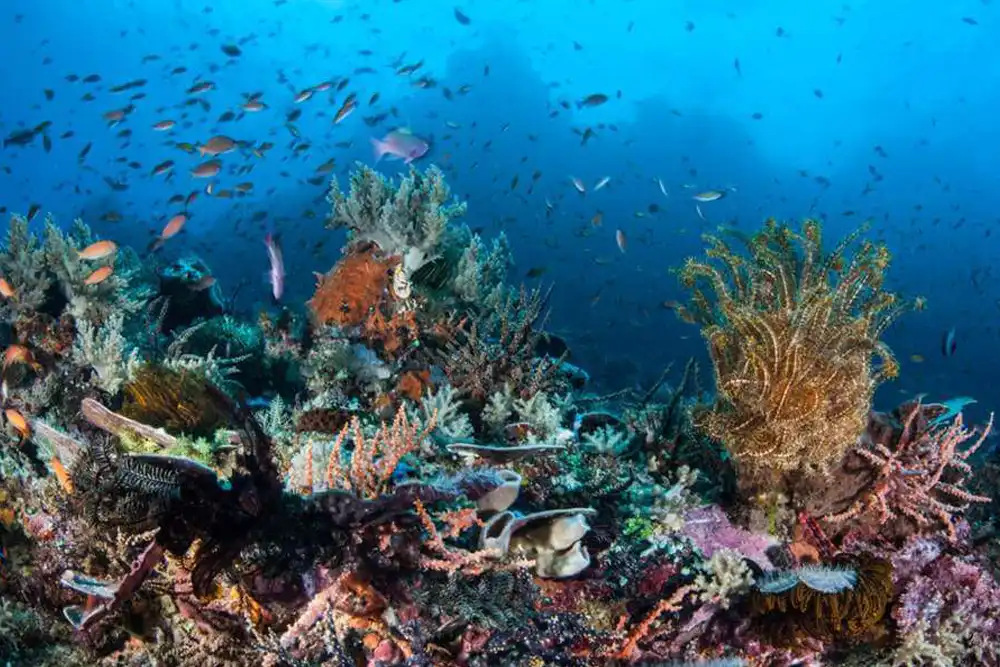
[0,185,996,667]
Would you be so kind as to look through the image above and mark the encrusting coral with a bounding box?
[675,218,903,482]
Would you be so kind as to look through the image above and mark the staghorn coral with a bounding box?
[676,218,903,480]
[309,246,394,328]
[326,163,467,278]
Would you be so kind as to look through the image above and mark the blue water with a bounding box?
[1,0,998,422]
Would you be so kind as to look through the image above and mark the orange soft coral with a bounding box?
[308,247,395,327]
[395,369,432,402]
[364,307,419,358]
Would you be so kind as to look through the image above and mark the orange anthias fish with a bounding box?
[4,408,30,439]
[3,344,41,373]
[161,214,186,239]
[0,278,15,299]
[150,214,187,252]
[77,240,118,260]
[50,456,74,494]
[84,266,114,285]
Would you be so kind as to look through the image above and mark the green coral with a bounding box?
[326,163,467,277]
[42,215,154,324]
[0,213,51,317]
[452,230,512,304]
[0,213,154,326]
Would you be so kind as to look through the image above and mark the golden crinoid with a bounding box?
[308,246,396,328]
[676,218,903,478]
[749,554,893,643]
[120,364,232,438]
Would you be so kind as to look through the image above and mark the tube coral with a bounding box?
[675,219,903,479]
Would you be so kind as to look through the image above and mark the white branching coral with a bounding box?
[693,548,754,608]
[72,312,142,394]
[513,391,563,442]
[582,425,630,454]
[416,384,472,444]
[326,163,467,277]
[647,465,701,534]
[482,385,515,437]
[453,231,512,304]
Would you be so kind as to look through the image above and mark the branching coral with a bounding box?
[0,213,51,317]
[0,213,152,327]
[676,218,903,478]
[42,216,153,323]
[452,230,512,304]
[821,400,992,543]
[71,311,142,394]
[325,406,437,499]
[443,285,562,402]
[326,163,467,277]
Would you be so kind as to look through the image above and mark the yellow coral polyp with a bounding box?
[677,218,903,478]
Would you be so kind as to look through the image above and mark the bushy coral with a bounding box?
[443,285,563,402]
[326,163,467,278]
[71,311,142,394]
[676,218,903,482]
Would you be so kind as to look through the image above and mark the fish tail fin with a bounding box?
[371,138,387,162]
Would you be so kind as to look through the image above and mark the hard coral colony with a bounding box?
[0,162,996,667]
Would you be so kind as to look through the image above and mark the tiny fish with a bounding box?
[0,278,15,299]
[199,135,235,156]
[570,176,586,193]
[615,229,627,253]
[577,93,608,108]
[454,7,471,24]
[941,327,956,357]
[333,99,357,124]
[655,178,668,198]
[161,214,187,239]
[221,43,242,57]
[594,176,611,191]
[693,190,725,202]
